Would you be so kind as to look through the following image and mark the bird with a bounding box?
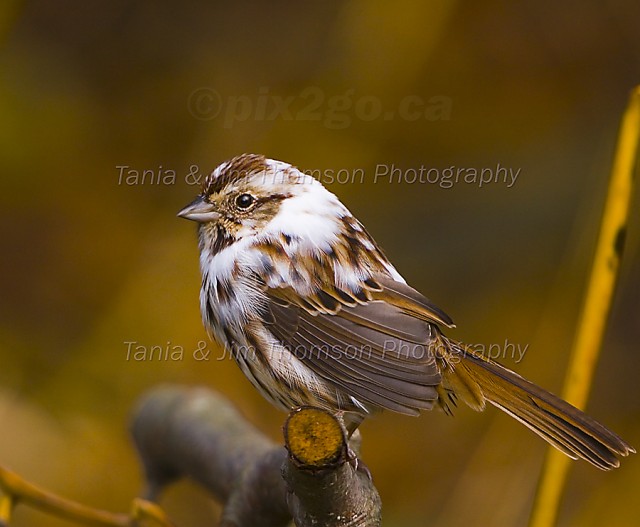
[178,153,634,470]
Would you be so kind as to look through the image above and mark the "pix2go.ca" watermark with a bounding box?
[188,86,452,129]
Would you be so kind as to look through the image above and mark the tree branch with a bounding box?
[130,385,290,527]
[131,385,382,527]
[283,407,381,527]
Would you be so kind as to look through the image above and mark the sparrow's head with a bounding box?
[178,154,347,255]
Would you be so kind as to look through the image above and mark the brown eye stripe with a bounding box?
[254,193,293,206]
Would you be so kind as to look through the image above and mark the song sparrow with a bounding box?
[178,153,633,470]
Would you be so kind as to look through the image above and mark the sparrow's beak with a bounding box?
[177,196,221,223]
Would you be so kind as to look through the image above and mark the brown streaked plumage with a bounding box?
[178,153,635,470]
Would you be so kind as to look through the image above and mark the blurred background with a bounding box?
[1,1,639,526]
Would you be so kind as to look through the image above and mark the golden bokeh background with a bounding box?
[1,1,639,526]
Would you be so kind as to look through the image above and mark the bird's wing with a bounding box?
[268,272,455,327]
[263,274,449,415]
[369,274,455,328]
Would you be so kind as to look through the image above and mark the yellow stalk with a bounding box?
[529,86,640,527]
[0,465,175,526]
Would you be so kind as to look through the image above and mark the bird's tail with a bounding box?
[435,336,634,470]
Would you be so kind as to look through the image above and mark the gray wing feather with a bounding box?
[266,295,441,415]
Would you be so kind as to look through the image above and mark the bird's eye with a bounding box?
[235,193,256,210]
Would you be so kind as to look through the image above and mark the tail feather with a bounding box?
[438,337,635,470]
